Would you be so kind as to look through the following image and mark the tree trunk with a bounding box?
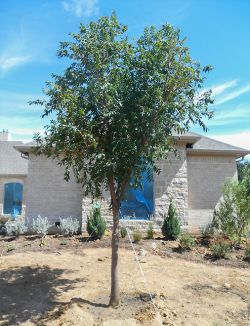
[109,201,120,307]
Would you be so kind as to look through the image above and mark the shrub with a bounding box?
[32,215,52,237]
[210,242,231,259]
[87,202,106,239]
[60,239,68,246]
[6,243,15,252]
[120,226,127,238]
[4,219,27,237]
[200,223,215,237]
[132,228,142,243]
[212,178,250,245]
[59,217,80,236]
[162,200,181,240]
[179,233,195,250]
[244,246,250,261]
[147,223,154,239]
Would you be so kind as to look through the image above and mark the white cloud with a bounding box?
[207,105,250,126]
[0,55,31,74]
[211,132,250,150]
[211,80,237,97]
[62,0,98,17]
[216,84,250,105]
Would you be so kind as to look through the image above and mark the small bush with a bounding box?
[132,229,142,243]
[59,217,80,236]
[200,223,215,237]
[60,239,68,246]
[211,179,250,245]
[162,200,181,240]
[244,246,250,261]
[4,219,27,237]
[147,223,154,239]
[179,233,195,250]
[210,242,231,259]
[32,215,52,237]
[120,226,127,238]
[6,243,15,252]
[87,202,106,239]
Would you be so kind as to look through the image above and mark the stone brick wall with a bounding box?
[25,155,83,227]
[154,145,188,228]
[187,154,238,227]
[82,145,189,231]
[0,175,27,218]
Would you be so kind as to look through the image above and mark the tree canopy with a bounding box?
[32,13,213,201]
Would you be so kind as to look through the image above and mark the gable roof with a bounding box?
[0,141,28,175]
[186,133,250,158]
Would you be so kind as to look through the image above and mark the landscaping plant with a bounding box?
[59,217,80,236]
[147,223,154,239]
[120,226,127,238]
[179,233,195,250]
[244,245,250,261]
[87,202,106,239]
[30,13,213,306]
[6,243,16,252]
[132,228,142,243]
[212,178,250,245]
[162,200,181,240]
[32,215,52,245]
[4,219,27,237]
[210,242,231,259]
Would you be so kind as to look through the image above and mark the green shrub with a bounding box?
[162,200,181,240]
[4,219,27,237]
[59,217,80,236]
[179,233,195,250]
[60,239,68,246]
[87,202,106,239]
[132,229,142,243]
[6,243,15,252]
[210,242,231,259]
[32,215,52,237]
[244,246,250,261]
[147,223,154,239]
[200,223,215,237]
[212,178,250,245]
[120,226,127,238]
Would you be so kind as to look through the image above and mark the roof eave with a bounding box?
[187,148,250,158]
[14,144,36,154]
[174,135,201,143]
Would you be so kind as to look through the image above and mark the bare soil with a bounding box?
[0,234,249,325]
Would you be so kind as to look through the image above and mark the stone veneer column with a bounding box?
[154,145,188,228]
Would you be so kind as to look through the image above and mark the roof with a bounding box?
[14,132,250,159]
[187,134,250,158]
[0,141,28,175]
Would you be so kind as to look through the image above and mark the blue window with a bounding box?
[120,170,154,220]
[3,183,23,216]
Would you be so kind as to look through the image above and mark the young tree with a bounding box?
[31,14,213,307]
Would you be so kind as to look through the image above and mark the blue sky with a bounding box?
[0,0,250,151]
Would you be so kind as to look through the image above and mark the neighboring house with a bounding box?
[1,130,249,230]
[0,131,28,219]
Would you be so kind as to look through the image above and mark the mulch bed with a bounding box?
[0,233,249,269]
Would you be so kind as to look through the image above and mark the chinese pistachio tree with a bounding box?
[31,13,213,307]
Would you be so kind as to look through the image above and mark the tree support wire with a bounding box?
[120,214,163,325]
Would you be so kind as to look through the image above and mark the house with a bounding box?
[0,131,28,219]
[1,130,249,230]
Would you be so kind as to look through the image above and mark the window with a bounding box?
[120,170,154,220]
[3,182,23,216]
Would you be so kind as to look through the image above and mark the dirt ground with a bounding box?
[0,243,249,326]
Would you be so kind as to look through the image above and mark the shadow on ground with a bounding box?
[0,265,86,326]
